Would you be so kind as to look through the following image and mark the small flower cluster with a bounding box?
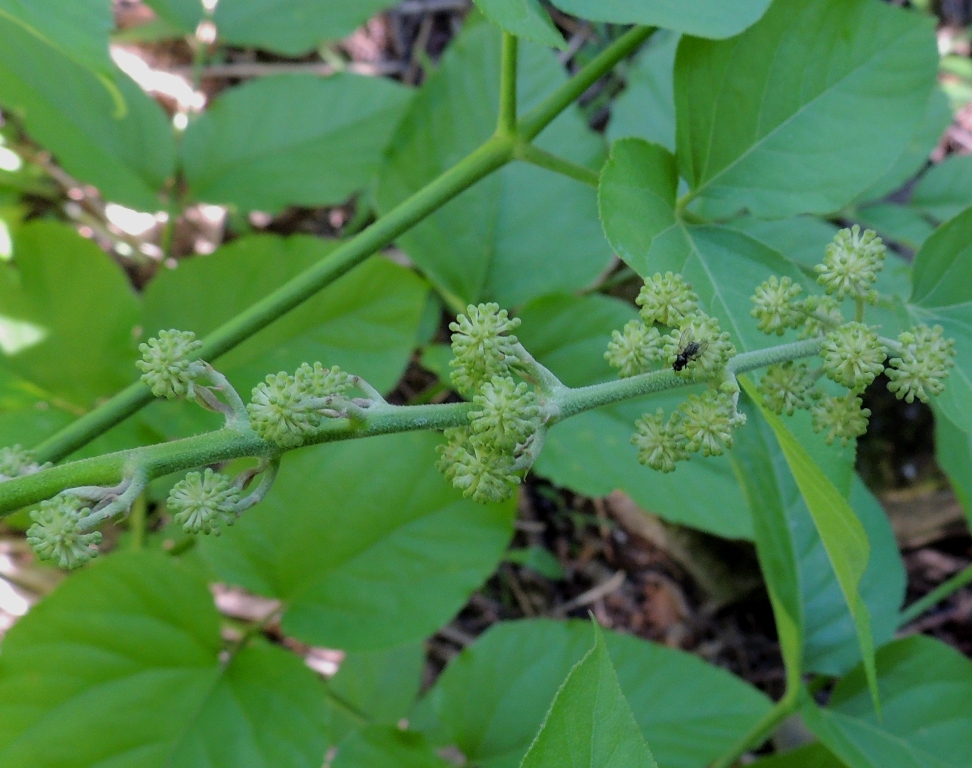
[0,445,43,482]
[26,496,102,570]
[167,468,241,535]
[137,329,206,399]
[437,304,545,503]
[751,226,956,445]
[247,363,354,448]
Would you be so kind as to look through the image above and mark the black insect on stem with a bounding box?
[673,327,708,372]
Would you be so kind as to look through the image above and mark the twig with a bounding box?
[550,570,625,617]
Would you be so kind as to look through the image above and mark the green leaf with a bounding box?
[200,433,515,651]
[855,87,952,204]
[934,408,972,527]
[472,0,565,49]
[750,745,844,768]
[518,293,754,539]
[215,0,398,56]
[144,235,427,400]
[729,215,839,270]
[519,624,658,768]
[143,0,204,33]
[907,206,972,433]
[0,25,175,209]
[0,221,140,408]
[607,31,679,152]
[183,74,412,213]
[0,551,329,767]
[911,154,972,223]
[332,727,451,768]
[551,0,772,39]
[675,0,938,218]
[803,636,972,768]
[376,21,610,309]
[326,643,425,743]
[413,619,771,768]
[0,0,114,80]
[855,203,935,251]
[742,377,879,709]
[505,546,565,580]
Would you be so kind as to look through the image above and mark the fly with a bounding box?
[673,327,708,372]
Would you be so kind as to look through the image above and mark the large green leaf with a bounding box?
[934,408,972,527]
[332,727,450,768]
[803,636,972,768]
[906,206,972,434]
[0,21,174,210]
[744,379,878,707]
[215,0,398,56]
[518,293,754,539]
[325,643,425,742]
[674,0,938,218]
[519,624,658,768]
[182,74,412,213]
[911,154,972,224]
[144,235,427,399]
[199,433,515,651]
[143,0,203,33]
[551,0,772,39]
[472,0,565,49]
[751,745,843,768]
[413,619,771,768]
[0,552,329,768]
[729,215,839,269]
[0,221,140,408]
[607,32,679,152]
[376,21,610,309]
[854,203,934,251]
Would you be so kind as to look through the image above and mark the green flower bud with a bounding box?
[0,445,41,481]
[248,372,317,448]
[469,376,539,451]
[168,468,241,535]
[449,303,521,396]
[436,428,519,503]
[678,390,746,457]
[820,322,886,391]
[137,329,205,399]
[815,225,886,304]
[760,362,820,416]
[636,272,700,327]
[294,362,352,399]
[27,496,102,570]
[751,276,805,336]
[886,324,956,403]
[662,314,736,376]
[632,408,688,473]
[605,321,664,378]
[811,393,871,446]
[799,295,845,339]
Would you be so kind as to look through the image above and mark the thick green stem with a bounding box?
[517,26,655,141]
[498,32,518,136]
[899,562,972,627]
[3,341,826,516]
[32,27,654,465]
[514,143,599,187]
[708,689,800,768]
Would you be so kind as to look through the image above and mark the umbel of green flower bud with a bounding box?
[816,225,886,304]
[27,496,102,569]
[632,408,687,473]
[137,329,206,399]
[469,377,539,451]
[812,393,871,447]
[0,445,41,481]
[247,364,352,449]
[168,468,241,535]
[751,276,804,336]
[605,321,663,378]
[449,303,522,396]
[662,314,736,377]
[760,362,820,416]
[820,322,887,392]
[437,428,521,503]
[886,324,956,404]
[636,272,699,327]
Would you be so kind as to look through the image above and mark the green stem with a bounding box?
[129,492,146,550]
[855,297,865,323]
[32,27,654,465]
[708,688,800,768]
[514,143,600,187]
[4,341,826,516]
[498,32,518,136]
[899,562,972,627]
[517,26,655,141]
